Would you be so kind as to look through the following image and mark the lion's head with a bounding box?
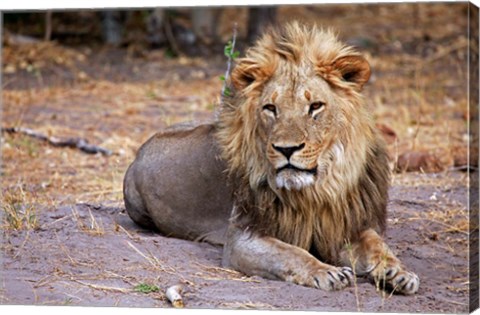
[218,22,374,192]
[216,22,388,260]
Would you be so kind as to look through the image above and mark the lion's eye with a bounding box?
[309,102,325,117]
[262,104,277,116]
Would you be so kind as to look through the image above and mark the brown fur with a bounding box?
[216,22,389,263]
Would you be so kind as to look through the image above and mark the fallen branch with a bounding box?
[73,280,131,293]
[2,126,112,156]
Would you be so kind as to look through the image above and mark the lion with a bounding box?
[123,22,419,295]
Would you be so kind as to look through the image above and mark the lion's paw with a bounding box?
[371,264,419,295]
[311,266,354,291]
[387,270,419,295]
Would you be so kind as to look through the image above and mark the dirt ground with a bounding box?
[1,3,476,313]
[1,172,471,312]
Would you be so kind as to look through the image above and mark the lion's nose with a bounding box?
[272,143,305,159]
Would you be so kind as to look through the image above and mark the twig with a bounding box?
[126,241,176,273]
[73,280,131,293]
[104,270,137,286]
[193,261,242,275]
[13,230,31,259]
[220,301,275,310]
[40,214,72,230]
[54,230,80,267]
[407,216,469,235]
[2,126,112,156]
[77,189,123,196]
[117,224,138,241]
[192,262,260,282]
[33,274,58,289]
[436,298,468,306]
[221,23,238,104]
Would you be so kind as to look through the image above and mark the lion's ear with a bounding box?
[231,59,258,91]
[231,57,276,92]
[332,55,371,90]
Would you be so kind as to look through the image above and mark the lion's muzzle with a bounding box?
[272,143,305,159]
[276,163,317,175]
[276,164,317,190]
[269,142,319,190]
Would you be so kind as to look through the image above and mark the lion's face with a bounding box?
[221,23,371,192]
[258,62,347,190]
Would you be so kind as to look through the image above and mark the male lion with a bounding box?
[123,22,419,295]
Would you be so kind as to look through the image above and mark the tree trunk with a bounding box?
[247,7,277,44]
[190,8,220,46]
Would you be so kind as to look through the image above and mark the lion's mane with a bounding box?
[216,22,390,263]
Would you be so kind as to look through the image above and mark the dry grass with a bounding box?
[1,185,38,230]
[31,265,139,296]
[126,241,177,274]
[392,171,469,240]
[408,206,469,237]
[72,280,131,293]
[3,38,87,74]
[220,301,276,310]
[0,289,8,304]
[192,262,261,283]
[344,242,362,312]
[70,206,105,236]
[1,75,221,220]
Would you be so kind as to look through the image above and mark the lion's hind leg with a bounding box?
[123,163,156,230]
[340,229,419,295]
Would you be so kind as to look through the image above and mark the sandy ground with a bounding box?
[2,172,469,312]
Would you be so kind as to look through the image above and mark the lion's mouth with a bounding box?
[276,164,317,175]
[274,164,317,190]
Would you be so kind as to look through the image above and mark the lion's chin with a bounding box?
[275,169,315,191]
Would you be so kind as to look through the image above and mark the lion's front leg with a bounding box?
[340,229,419,295]
[223,227,353,291]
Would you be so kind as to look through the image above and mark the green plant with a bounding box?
[224,40,240,60]
[134,283,159,294]
[220,25,239,99]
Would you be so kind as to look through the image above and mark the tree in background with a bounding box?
[101,11,126,46]
[247,7,277,44]
[103,6,277,53]
[5,7,277,55]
